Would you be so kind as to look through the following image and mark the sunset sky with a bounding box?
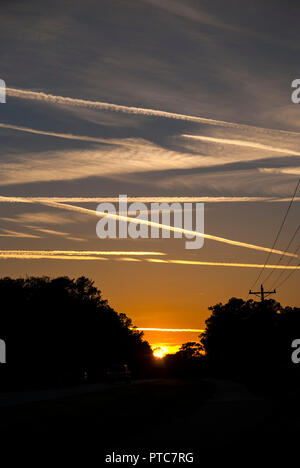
[0,0,300,354]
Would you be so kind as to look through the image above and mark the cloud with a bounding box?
[1,211,78,225]
[260,167,300,175]
[0,141,211,186]
[22,225,85,242]
[0,229,40,239]
[1,129,299,188]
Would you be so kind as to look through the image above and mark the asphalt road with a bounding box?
[0,378,298,464]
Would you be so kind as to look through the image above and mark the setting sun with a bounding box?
[153,346,168,359]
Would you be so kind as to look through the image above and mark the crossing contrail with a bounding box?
[0,195,297,256]
[1,121,299,161]
[30,198,298,257]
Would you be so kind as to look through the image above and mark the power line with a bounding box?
[247,178,300,295]
[273,261,300,289]
[263,222,300,285]
[270,240,300,290]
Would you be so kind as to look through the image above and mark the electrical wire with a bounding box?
[247,178,300,297]
[263,222,300,285]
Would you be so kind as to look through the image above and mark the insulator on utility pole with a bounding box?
[249,284,276,302]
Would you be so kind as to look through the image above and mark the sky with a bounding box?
[0,0,300,354]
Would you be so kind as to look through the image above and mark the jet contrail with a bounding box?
[165,259,300,270]
[1,250,299,269]
[7,87,300,135]
[0,250,164,257]
[5,87,247,128]
[0,122,133,146]
[0,195,278,203]
[0,254,108,260]
[182,134,300,156]
[0,195,296,257]
[37,199,298,258]
[147,258,300,269]
[2,122,300,164]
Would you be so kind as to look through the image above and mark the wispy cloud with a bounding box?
[0,229,40,239]
[0,143,210,186]
[22,225,85,242]
[1,211,78,225]
[260,167,300,175]
[182,134,300,157]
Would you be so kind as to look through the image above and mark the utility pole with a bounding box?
[249,284,276,302]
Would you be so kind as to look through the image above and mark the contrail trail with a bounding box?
[5,87,246,128]
[182,134,300,156]
[0,122,134,146]
[2,122,300,162]
[0,253,108,261]
[0,195,279,203]
[1,250,299,269]
[30,198,297,258]
[0,250,164,257]
[7,87,300,135]
[0,195,296,256]
[153,259,300,269]
[0,194,296,257]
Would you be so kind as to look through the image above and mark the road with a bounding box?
[0,378,298,463]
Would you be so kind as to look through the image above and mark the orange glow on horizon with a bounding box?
[153,346,169,358]
[134,327,204,332]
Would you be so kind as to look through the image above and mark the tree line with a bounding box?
[167,297,300,388]
[0,276,153,388]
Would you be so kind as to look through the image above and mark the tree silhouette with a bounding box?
[177,342,203,359]
[0,276,153,387]
[199,297,300,378]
